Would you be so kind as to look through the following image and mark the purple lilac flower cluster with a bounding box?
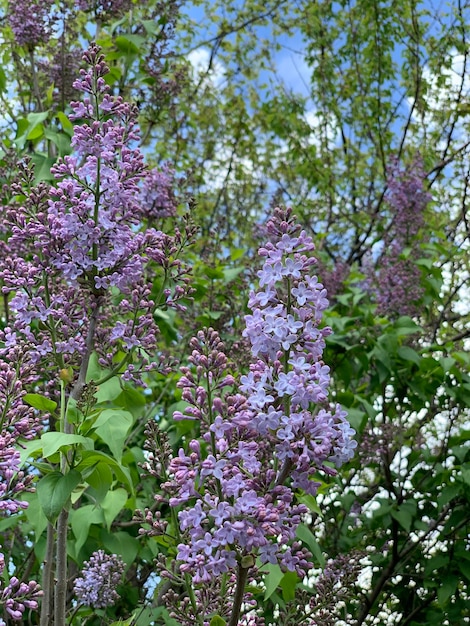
[375,156,432,316]
[1,45,192,380]
[7,0,55,47]
[140,164,178,221]
[140,208,356,621]
[242,208,356,479]
[73,550,124,608]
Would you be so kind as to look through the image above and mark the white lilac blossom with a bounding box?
[139,208,357,624]
[73,550,125,609]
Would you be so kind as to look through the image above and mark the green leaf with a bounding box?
[30,154,57,182]
[19,438,46,464]
[70,505,104,553]
[297,493,321,515]
[279,570,298,602]
[115,34,144,54]
[94,377,122,403]
[15,111,49,148]
[86,460,113,498]
[74,450,133,492]
[93,409,134,462]
[203,266,224,279]
[23,393,57,412]
[390,501,417,533]
[459,561,470,582]
[344,407,366,431]
[222,267,244,283]
[56,111,74,135]
[101,530,138,566]
[394,316,422,336]
[296,524,325,567]
[43,128,71,156]
[263,563,284,600]
[0,67,6,94]
[437,575,458,605]
[21,491,48,540]
[101,488,128,529]
[41,432,93,459]
[36,470,81,522]
[397,346,421,365]
[209,617,227,626]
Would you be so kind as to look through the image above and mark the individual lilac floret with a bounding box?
[73,550,124,609]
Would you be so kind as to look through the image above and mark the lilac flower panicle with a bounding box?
[1,44,192,382]
[8,0,55,47]
[73,550,124,608]
[140,208,357,622]
[0,354,42,620]
[0,562,42,622]
[374,155,432,316]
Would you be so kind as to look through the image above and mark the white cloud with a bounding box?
[187,47,226,88]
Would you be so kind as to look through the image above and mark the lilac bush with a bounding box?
[139,207,357,625]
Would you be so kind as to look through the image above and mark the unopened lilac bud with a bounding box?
[189,440,200,455]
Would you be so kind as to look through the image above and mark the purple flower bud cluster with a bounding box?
[375,156,432,316]
[141,208,356,619]
[288,552,362,626]
[0,354,41,515]
[0,554,42,622]
[0,354,42,621]
[315,259,350,302]
[73,550,124,609]
[7,0,55,47]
